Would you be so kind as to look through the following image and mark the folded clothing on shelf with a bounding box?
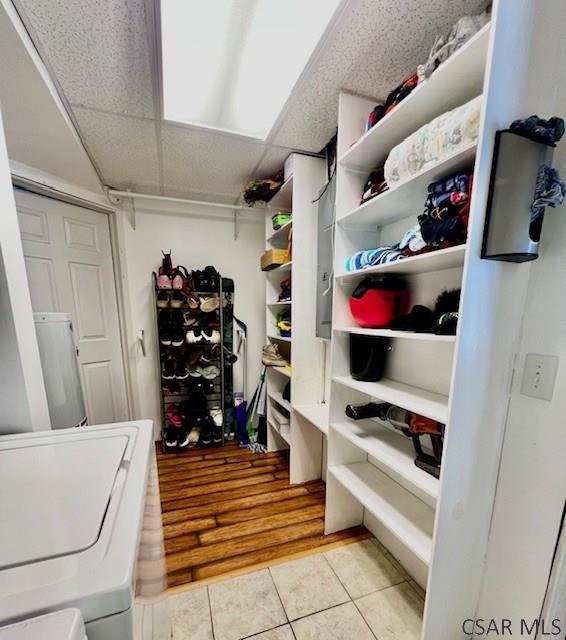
[360,167,389,204]
[365,74,419,133]
[417,11,490,83]
[345,169,472,273]
[384,95,482,186]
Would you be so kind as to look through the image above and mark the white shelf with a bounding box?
[331,420,439,507]
[267,334,292,343]
[339,23,490,172]
[293,403,330,435]
[329,461,434,565]
[268,176,293,211]
[336,244,466,283]
[332,376,448,423]
[267,219,292,244]
[270,365,291,378]
[266,260,292,274]
[268,389,291,412]
[268,419,291,445]
[338,143,477,228]
[335,327,456,343]
[267,300,292,307]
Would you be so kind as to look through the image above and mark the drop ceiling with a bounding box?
[10,0,485,203]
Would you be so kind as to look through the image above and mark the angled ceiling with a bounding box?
[9,0,485,203]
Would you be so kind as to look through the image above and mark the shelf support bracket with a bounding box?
[127,189,136,231]
[234,210,240,240]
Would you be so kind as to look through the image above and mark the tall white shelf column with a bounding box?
[324,2,560,637]
[264,155,328,484]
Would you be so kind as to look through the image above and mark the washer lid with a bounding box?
[0,435,128,569]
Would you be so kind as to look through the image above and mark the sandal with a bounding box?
[172,265,190,291]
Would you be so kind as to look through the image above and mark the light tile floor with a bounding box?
[136,538,425,640]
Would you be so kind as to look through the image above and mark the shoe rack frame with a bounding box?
[152,272,229,452]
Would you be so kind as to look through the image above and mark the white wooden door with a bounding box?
[15,188,128,425]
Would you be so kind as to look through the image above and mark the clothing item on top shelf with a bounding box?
[366,75,419,132]
[360,167,389,204]
[384,95,482,186]
[417,11,490,83]
[510,115,565,147]
[346,169,471,273]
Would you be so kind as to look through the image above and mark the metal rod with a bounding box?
[108,189,263,212]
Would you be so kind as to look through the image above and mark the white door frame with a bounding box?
[11,169,136,421]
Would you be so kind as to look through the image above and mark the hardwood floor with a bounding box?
[156,442,369,588]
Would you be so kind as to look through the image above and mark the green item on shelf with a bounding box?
[272,212,292,231]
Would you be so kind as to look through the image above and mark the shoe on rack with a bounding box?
[186,293,200,309]
[212,427,223,444]
[210,344,237,364]
[188,425,201,448]
[262,343,288,367]
[210,407,223,427]
[187,348,205,367]
[166,403,184,428]
[171,326,185,347]
[174,359,189,380]
[200,416,215,445]
[172,266,190,290]
[201,365,220,380]
[160,328,173,346]
[188,366,202,378]
[177,428,190,449]
[170,291,186,309]
[164,427,178,448]
[157,292,170,308]
[162,355,176,379]
[200,296,220,313]
[203,380,215,394]
[186,328,221,345]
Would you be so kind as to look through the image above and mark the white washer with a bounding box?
[0,421,156,640]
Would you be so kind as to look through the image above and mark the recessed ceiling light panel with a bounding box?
[161,0,343,139]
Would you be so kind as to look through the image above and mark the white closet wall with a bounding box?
[119,200,266,439]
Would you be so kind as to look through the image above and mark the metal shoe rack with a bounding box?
[152,272,235,452]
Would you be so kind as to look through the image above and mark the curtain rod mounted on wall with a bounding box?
[106,188,264,212]
[106,188,265,239]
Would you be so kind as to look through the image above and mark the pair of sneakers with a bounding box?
[164,426,190,449]
[186,328,221,345]
[192,266,220,292]
[159,309,185,346]
[157,252,191,290]
[162,355,188,380]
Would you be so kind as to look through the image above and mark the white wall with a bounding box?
[0,106,50,432]
[477,2,566,626]
[118,200,266,438]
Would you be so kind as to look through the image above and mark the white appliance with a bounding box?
[0,421,160,640]
[0,609,85,640]
[33,313,86,428]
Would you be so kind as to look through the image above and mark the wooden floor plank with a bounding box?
[163,516,216,539]
[156,443,367,589]
[199,505,325,545]
[192,526,371,581]
[162,486,309,524]
[215,493,324,526]
[160,473,277,502]
[167,519,325,572]
[160,478,293,512]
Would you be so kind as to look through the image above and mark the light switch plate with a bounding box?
[520,353,559,401]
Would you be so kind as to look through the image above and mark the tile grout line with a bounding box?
[205,585,217,640]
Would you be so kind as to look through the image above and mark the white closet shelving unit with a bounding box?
[322,4,551,635]
[264,155,329,481]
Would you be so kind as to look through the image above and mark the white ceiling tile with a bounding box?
[73,108,159,187]
[273,0,486,150]
[161,125,266,198]
[14,0,155,118]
